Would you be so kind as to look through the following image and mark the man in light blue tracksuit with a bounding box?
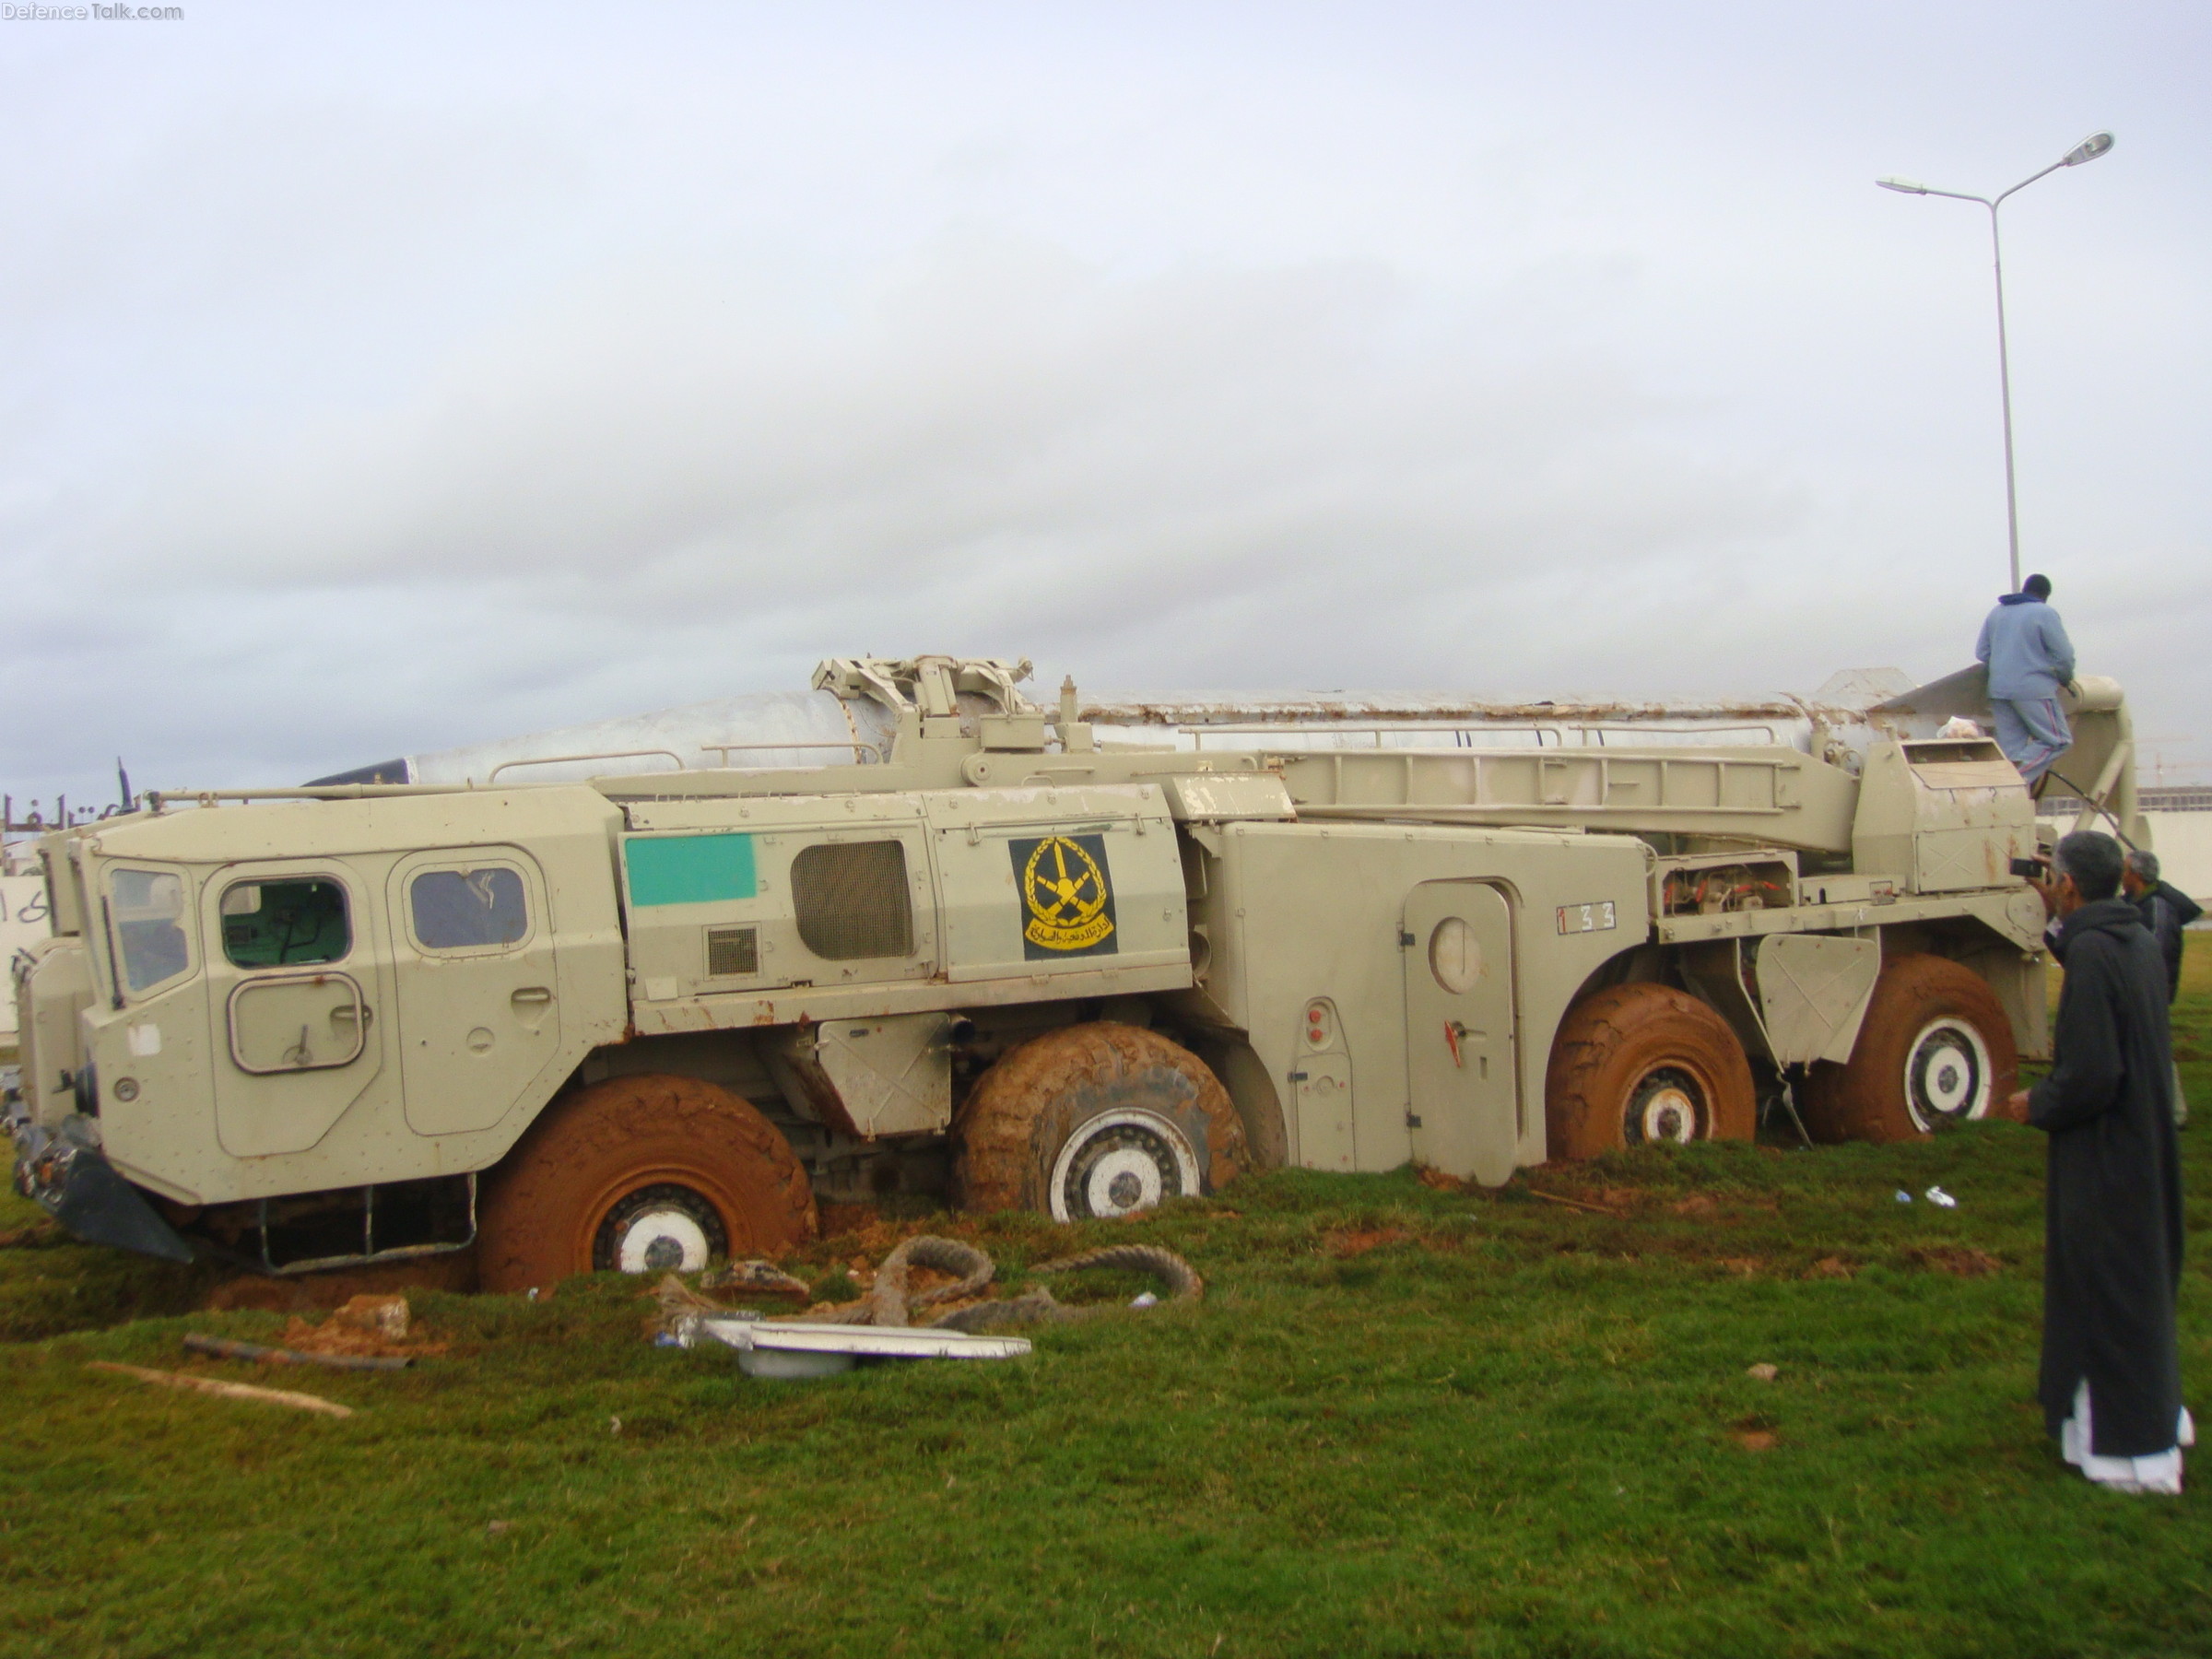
[1976,571,2077,786]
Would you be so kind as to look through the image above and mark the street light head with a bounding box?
[2063,132,2115,166]
[1876,176,1930,194]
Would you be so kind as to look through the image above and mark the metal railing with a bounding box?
[486,748,686,782]
[698,741,881,765]
[1181,721,1791,751]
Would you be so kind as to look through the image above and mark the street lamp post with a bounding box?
[1877,132,2115,594]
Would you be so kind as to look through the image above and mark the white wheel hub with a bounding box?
[1049,1109,1202,1222]
[614,1207,712,1274]
[1904,1018,1993,1132]
[1625,1065,1706,1146]
[1640,1085,1700,1144]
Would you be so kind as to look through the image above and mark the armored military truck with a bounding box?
[8,655,2146,1293]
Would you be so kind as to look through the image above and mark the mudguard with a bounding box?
[11,1116,194,1264]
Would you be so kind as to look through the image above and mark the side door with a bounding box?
[1403,881,1519,1185]
[387,850,563,1136]
[205,861,391,1158]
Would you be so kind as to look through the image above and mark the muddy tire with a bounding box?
[1799,954,2017,1144]
[1544,984,1757,1161]
[953,1023,1246,1219]
[477,1074,815,1294]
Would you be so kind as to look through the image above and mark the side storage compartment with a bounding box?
[924,785,1189,987]
[1852,738,2036,894]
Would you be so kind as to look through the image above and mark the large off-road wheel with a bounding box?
[1544,984,1757,1161]
[1800,954,2017,1144]
[953,1023,1247,1219]
[477,1074,815,1294]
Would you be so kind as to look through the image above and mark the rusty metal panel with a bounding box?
[1852,738,2037,894]
[1158,772,1295,823]
[770,1012,952,1140]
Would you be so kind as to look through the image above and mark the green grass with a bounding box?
[3,943,2211,1658]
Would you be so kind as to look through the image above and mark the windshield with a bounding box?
[111,868,191,994]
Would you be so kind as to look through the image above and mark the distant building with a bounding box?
[2039,786,2212,912]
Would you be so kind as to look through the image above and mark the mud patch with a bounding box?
[1588,1186,1647,1213]
[1906,1246,2003,1277]
[1731,1414,1779,1452]
[277,1295,449,1359]
[1668,1192,1777,1218]
[203,1251,477,1314]
[816,1203,888,1241]
[1324,1227,1410,1258]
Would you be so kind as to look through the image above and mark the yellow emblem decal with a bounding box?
[1012,833,1118,959]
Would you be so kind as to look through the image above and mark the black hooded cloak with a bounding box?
[2029,898,2184,1456]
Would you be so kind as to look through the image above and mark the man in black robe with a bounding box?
[2008,830,2191,1492]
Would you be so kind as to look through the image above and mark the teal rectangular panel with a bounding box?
[625,833,758,908]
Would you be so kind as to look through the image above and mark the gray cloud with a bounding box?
[2,2,2205,802]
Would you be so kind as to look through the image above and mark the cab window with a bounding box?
[220,878,351,968]
[409,867,528,951]
[112,868,191,994]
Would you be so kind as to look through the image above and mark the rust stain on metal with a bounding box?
[787,1065,861,1140]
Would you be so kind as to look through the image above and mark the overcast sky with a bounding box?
[3,1,2206,806]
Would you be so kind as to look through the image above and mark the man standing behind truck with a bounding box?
[2124,848,2203,1127]
[1975,572,2077,786]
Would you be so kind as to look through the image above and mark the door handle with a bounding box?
[1443,1022,1488,1069]
[330,1005,371,1024]
[512,987,554,1006]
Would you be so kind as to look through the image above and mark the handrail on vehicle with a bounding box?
[698,741,882,764]
[1182,721,1788,749]
[486,749,687,782]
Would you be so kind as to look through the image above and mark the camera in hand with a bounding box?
[2009,856,2050,879]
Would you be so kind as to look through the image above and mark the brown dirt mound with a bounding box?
[277,1295,448,1359]
[203,1252,477,1313]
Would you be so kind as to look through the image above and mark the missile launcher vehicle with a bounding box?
[6,655,2144,1291]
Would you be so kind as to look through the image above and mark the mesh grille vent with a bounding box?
[791,841,913,961]
[704,925,759,978]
